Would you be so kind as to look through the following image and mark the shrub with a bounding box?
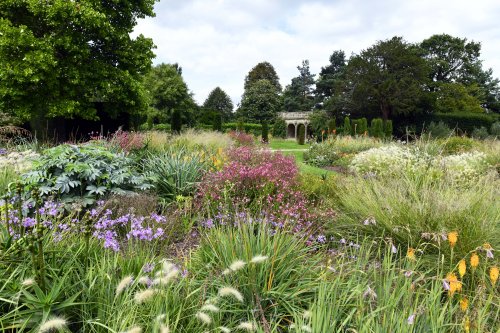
[440,136,476,154]
[342,116,351,135]
[152,123,171,132]
[472,126,489,139]
[228,131,254,146]
[171,109,182,133]
[490,121,500,136]
[297,125,305,145]
[261,121,269,143]
[224,122,262,136]
[303,143,339,167]
[431,112,499,134]
[383,119,393,138]
[20,143,152,206]
[425,121,453,138]
[144,147,209,203]
[272,118,287,139]
[370,118,384,138]
[109,130,147,152]
[327,118,336,133]
[213,113,223,132]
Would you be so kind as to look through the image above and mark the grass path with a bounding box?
[266,139,334,176]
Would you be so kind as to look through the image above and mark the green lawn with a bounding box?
[267,139,333,176]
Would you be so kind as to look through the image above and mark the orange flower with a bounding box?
[464,316,470,333]
[446,273,462,297]
[490,266,499,285]
[458,259,466,278]
[447,231,458,248]
[470,252,479,269]
[460,297,468,312]
[406,247,416,261]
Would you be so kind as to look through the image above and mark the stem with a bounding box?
[4,198,10,236]
[35,201,46,291]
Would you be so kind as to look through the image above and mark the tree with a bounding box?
[238,80,282,123]
[346,37,430,121]
[316,50,347,102]
[244,62,282,93]
[283,60,316,112]
[203,87,234,122]
[143,63,196,126]
[435,83,484,113]
[308,110,329,139]
[0,0,156,126]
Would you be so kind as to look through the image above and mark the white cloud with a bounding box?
[132,0,500,106]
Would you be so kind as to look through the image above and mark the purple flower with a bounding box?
[22,217,36,228]
[391,244,398,254]
[201,219,214,228]
[407,314,415,325]
[142,263,154,273]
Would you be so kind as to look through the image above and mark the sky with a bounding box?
[132,0,500,106]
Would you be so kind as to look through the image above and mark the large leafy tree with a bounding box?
[346,37,430,120]
[315,50,349,117]
[202,87,234,122]
[283,60,316,112]
[420,34,500,113]
[0,0,156,125]
[244,62,282,93]
[143,63,197,127]
[238,79,282,123]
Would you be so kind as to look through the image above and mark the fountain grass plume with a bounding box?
[236,322,255,331]
[218,286,244,302]
[201,303,220,313]
[39,317,67,333]
[250,255,268,264]
[196,311,212,325]
[116,275,134,296]
[134,289,157,304]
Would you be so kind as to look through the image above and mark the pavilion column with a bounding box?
[294,122,298,138]
[305,123,308,138]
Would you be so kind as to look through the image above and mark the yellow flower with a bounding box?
[460,297,468,312]
[490,266,499,285]
[464,316,470,333]
[458,259,466,278]
[406,248,416,261]
[446,273,462,297]
[447,231,458,248]
[470,252,479,269]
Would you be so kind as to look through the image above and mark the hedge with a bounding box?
[223,122,262,136]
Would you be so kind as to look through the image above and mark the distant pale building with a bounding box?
[279,112,313,139]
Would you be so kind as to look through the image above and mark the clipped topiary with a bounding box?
[261,121,269,143]
[371,118,384,138]
[343,116,351,136]
[298,125,306,145]
[384,120,393,138]
[272,118,287,139]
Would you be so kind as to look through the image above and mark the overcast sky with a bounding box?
[132,0,500,106]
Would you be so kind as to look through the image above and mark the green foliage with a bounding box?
[370,118,384,138]
[383,119,393,138]
[308,110,329,139]
[20,144,151,206]
[426,112,499,135]
[244,61,282,93]
[212,113,223,132]
[472,126,489,140]
[346,36,429,120]
[203,87,234,122]
[351,118,368,135]
[435,82,484,113]
[283,60,316,112]
[0,0,156,123]
[297,125,306,145]
[271,118,287,139]
[491,121,500,136]
[144,147,208,203]
[440,136,477,154]
[327,118,336,133]
[223,122,262,136]
[342,116,351,135]
[171,109,183,133]
[0,166,18,196]
[425,121,453,138]
[316,50,347,105]
[261,121,269,143]
[239,79,282,123]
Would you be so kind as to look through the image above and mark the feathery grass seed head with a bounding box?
[134,289,157,304]
[236,322,255,331]
[160,324,170,333]
[218,287,244,302]
[120,326,142,333]
[219,327,231,333]
[201,304,220,312]
[116,275,134,296]
[21,278,36,287]
[196,312,212,325]
[250,255,268,264]
[39,317,67,333]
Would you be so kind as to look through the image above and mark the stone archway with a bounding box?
[279,112,313,139]
[287,123,295,138]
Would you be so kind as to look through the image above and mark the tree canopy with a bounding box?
[346,37,430,120]
[238,79,282,123]
[0,0,157,125]
[283,60,316,112]
[202,87,234,122]
[244,62,282,93]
